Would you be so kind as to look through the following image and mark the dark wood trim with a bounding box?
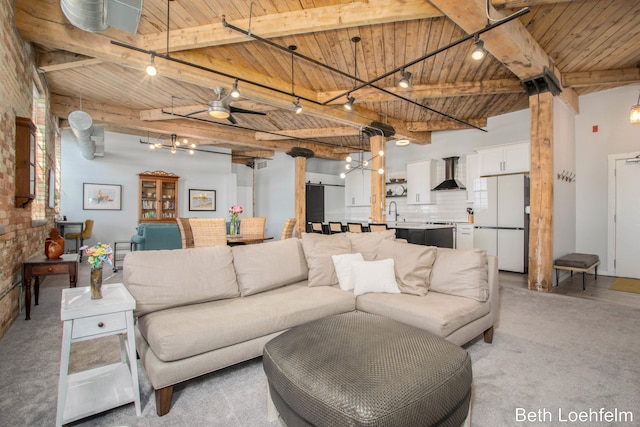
[483,326,494,344]
[155,385,174,416]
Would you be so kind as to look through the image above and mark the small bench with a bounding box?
[554,253,600,291]
[263,312,472,426]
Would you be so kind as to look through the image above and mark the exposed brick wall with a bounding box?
[0,0,56,338]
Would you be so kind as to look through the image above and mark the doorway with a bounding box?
[614,155,640,278]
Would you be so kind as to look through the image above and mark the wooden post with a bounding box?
[528,91,554,292]
[294,156,307,237]
[370,135,385,222]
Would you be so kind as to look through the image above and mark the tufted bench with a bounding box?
[263,312,472,427]
[553,253,600,291]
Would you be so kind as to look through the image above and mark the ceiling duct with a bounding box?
[432,157,466,191]
[366,121,396,137]
[60,0,143,34]
[68,111,104,160]
[286,147,315,158]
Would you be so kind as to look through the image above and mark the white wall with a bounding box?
[254,152,295,240]
[575,85,640,274]
[60,131,234,245]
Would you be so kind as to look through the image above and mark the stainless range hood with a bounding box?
[432,156,466,191]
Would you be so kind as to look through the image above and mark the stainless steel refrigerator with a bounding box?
[473,173,529,273]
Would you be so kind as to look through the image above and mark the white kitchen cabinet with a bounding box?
[477,142,529,176]
[344,169,371,206]
[465,153,479,203]
[455,224,474,249]
[407,159,436,205]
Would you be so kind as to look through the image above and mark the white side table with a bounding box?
[56,283,141,427]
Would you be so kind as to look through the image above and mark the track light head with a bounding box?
[146,53,157,76]
[344,95,355,111]
[471,36,486,61]
[398,70,412,88]
[230,79,240,98]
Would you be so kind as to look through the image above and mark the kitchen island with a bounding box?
[387,222,456,248]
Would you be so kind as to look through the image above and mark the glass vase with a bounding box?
[231,216,239,236]
[90,267,103,300]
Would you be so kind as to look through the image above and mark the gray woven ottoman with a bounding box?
[263,312,472,427]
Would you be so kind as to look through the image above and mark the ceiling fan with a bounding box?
[187,86,266,125]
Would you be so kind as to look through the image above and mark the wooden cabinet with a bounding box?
[406,159,436,205]
[15,116,37,207]
[138,171,179,222]
[477,142,529,176]
[345,169,371,206]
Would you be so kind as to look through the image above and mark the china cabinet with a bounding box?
[138,170,179,222]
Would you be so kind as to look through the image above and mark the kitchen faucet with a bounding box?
[388,201,398,222]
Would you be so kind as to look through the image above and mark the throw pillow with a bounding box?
[331,252,364,291]
[429,248,489,301]
[301,232,351,287]
[376,239,436,296]
[345,229,396,260]
[352,258,401,296]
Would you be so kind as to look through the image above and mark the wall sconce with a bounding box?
[631,91,640,124]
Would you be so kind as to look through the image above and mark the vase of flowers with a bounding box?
[229,205,243,236]
[80,243,113,299]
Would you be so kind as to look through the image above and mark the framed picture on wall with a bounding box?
[189,189,216,211]
[83,183,122,210]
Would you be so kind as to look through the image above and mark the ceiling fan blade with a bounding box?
[184,109,208,117]
[227,114,238,125]
[229,106,267,116]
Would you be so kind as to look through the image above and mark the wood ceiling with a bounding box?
[15,0,640,162]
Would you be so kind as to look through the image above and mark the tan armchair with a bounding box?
[189,218,226,247]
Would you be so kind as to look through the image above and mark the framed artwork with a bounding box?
[48,170,55,208]
[189,189,216,211]
[83,183,122,210]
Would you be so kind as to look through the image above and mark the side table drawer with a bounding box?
[72,312,127,339]
[32,264,71,275]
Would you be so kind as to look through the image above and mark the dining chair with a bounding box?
[240,217,266,238]
[189,218,226,247]
[65,219,94,261]
[347,223,363,233]
[309,221,324,234]
[328,222,344,234]
[280,218,296,240]
[176,217,195,248]
[368,223,388,232]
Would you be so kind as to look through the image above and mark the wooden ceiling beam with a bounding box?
[407,118,487,132]
[16,0,424,144]
[563,67,640,87]
[142,0,444,52]
[37,51,102,73]
[50,94,343,160]
[318,79,523,104]
[429,0,579,113]
[255,127,360,141]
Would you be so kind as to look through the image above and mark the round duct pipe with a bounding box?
[61,0,108,33]
[69,111,97,160]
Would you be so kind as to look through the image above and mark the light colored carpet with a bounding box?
[0,281,638,426]
[609,277,640,294]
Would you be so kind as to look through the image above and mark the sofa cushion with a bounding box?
[232,238,309,296]
[331,252,364,291]
[137,283,356,362]
[124,246,240,317]
[345,229,396,260]
[301,233,351,287]
[375,240,436,296]
[356,291,490,338]
[352,259,400,296]
[430,248,489,302]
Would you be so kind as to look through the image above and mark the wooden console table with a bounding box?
[22,253,79,320]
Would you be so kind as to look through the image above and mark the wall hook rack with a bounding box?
[557,169,575,182]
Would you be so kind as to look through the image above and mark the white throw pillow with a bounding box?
[331,252,364,291]
[352,258,400,296]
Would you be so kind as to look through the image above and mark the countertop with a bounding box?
[386,222,457,230]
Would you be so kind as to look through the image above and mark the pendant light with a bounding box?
[631,90,640,124]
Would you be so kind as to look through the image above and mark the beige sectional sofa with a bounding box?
[123,230,498,416]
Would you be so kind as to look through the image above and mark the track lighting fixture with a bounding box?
[344,95,355,111]
[630,90,640,124]
[471,35,486,61]
[146,53,158,76]
[230,79,240,98]
[398,69,412,88]
[292,97,303,114]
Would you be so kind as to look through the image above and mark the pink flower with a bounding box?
[228,205,243,214]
